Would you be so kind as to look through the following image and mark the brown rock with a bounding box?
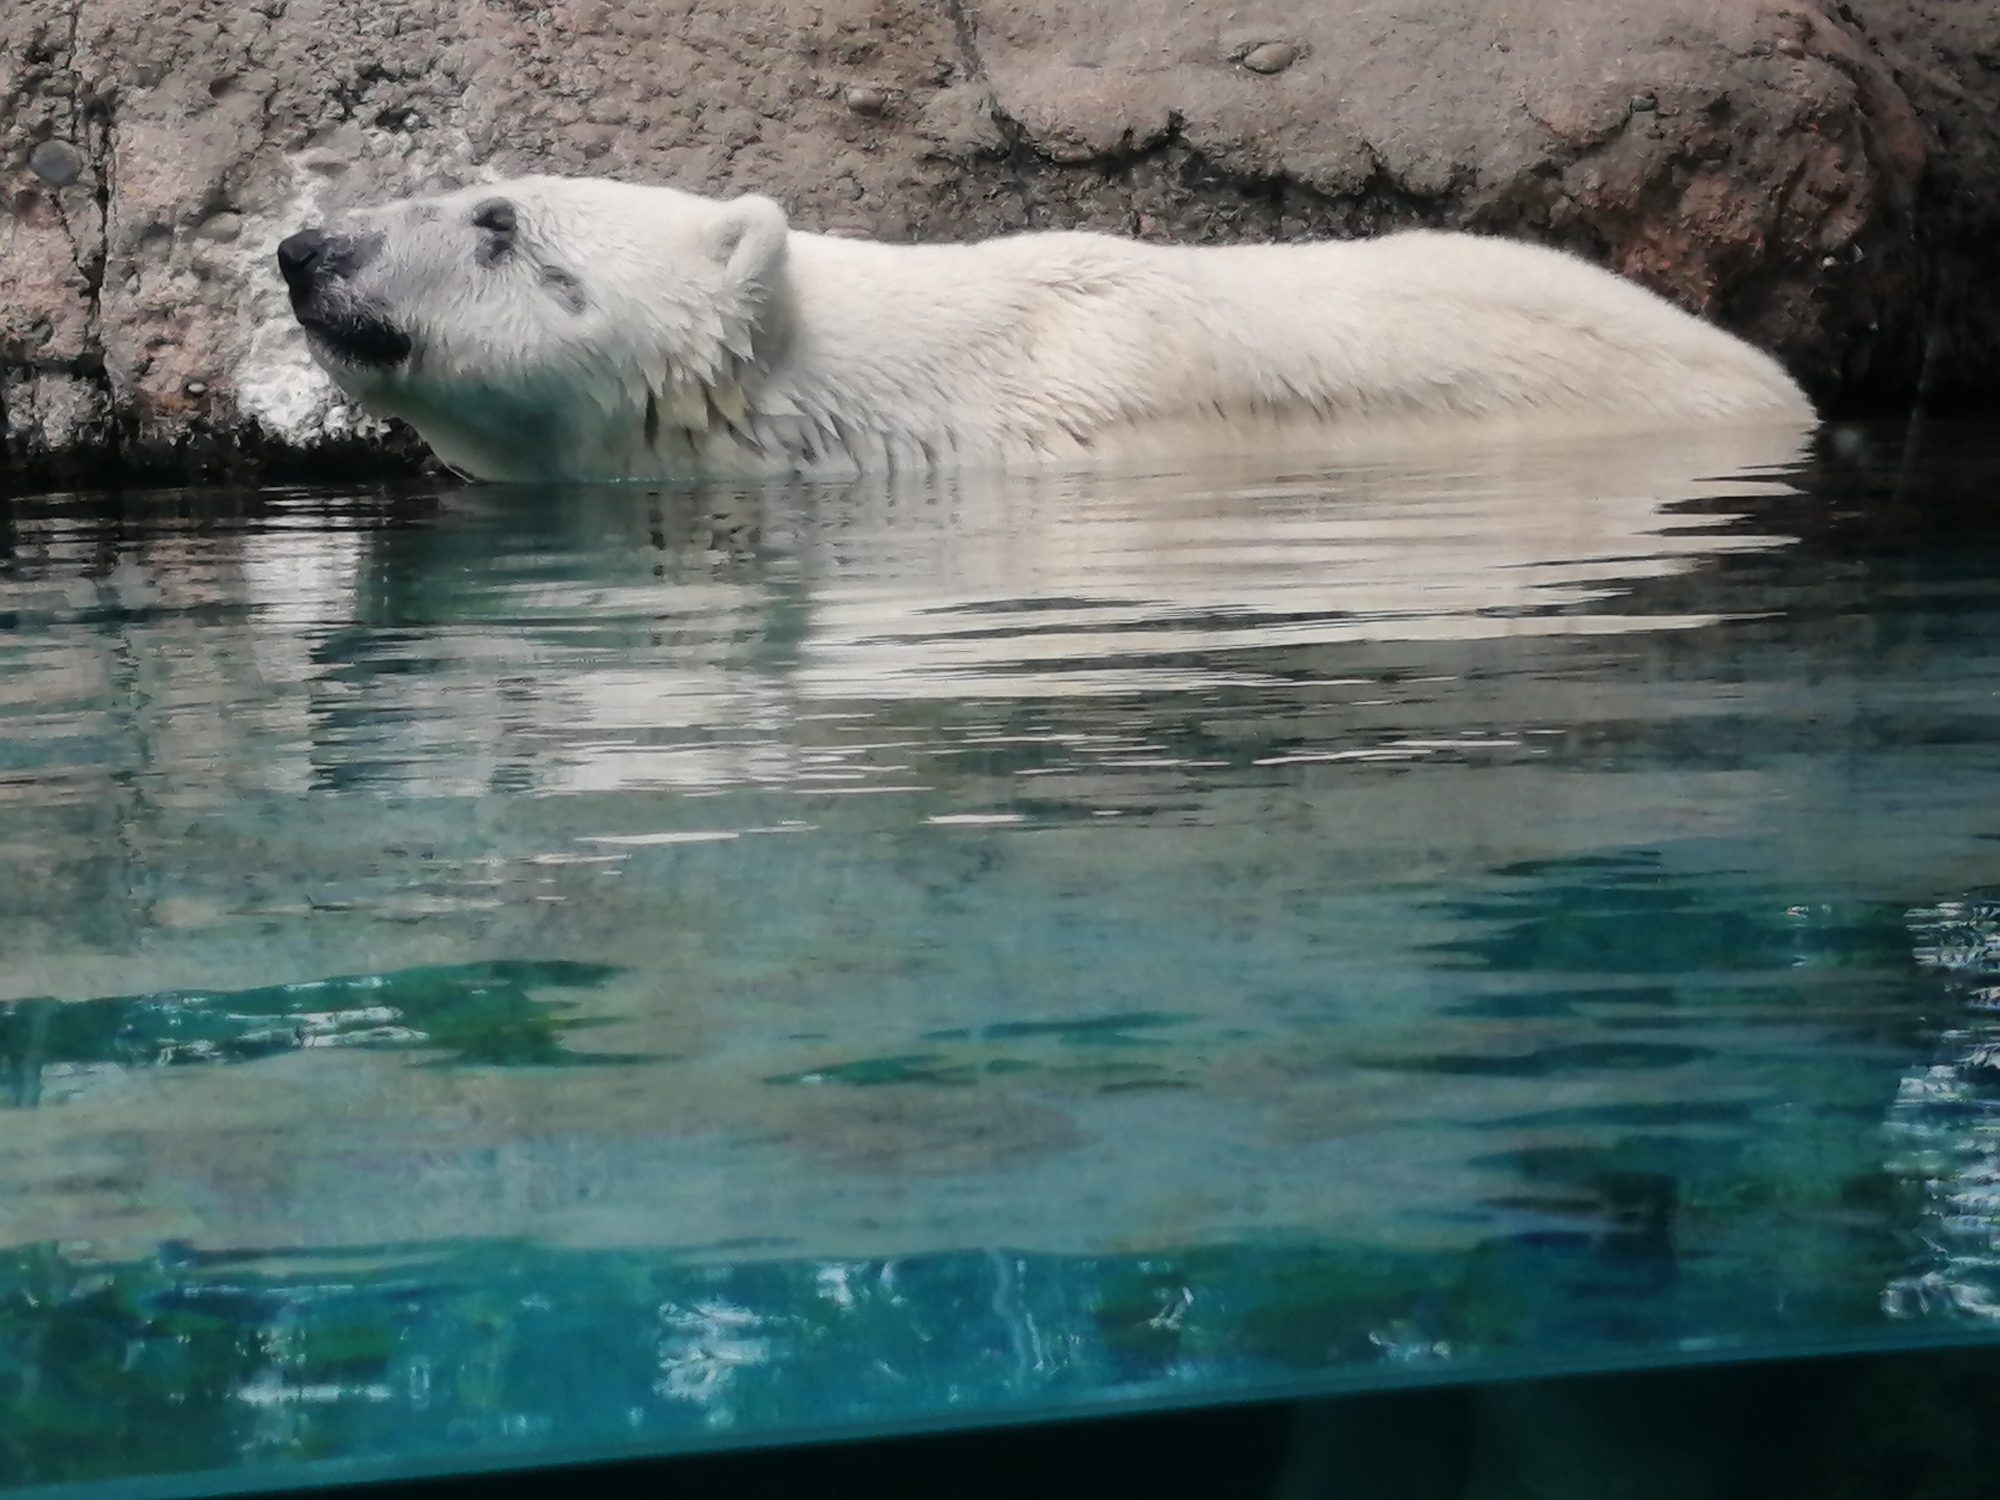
[1,0,1994,488]
[1237,41,1301,75]
[27,139,85,187]
[198,211,244,242]
[1838,0,2000,404]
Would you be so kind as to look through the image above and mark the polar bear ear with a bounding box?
[709,193,789,296]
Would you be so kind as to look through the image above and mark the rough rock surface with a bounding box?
[1,0,1994,489]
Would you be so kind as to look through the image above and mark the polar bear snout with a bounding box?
[276,227,330,298]
[276,226,384,302]
[277,225,412,370]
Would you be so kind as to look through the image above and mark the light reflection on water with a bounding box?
[5,422,2000,1489]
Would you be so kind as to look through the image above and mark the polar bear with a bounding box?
[275,174,1814,483]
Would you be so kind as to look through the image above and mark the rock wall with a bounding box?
[2,0,1995,489]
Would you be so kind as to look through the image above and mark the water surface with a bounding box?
[5,423,2000,1493]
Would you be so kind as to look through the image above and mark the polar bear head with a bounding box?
[275,176,793,480]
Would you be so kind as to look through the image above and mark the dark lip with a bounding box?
[295,303,413,369]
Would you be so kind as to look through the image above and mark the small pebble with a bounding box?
[200,212,244,243]
[1239,41,1300,75]
[1630,92,1658,113]
[29,139,85,187]
[185,381,207,396]
[844,85,890,115]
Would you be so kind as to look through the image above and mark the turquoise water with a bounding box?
[4,423,2000,1493]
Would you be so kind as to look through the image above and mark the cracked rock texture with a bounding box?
[2,0,1995,489]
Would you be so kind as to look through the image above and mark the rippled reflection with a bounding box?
[1889,897,2000,1320]
[6,421,2000,1490]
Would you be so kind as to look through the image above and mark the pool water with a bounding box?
[4,422,2000,1494]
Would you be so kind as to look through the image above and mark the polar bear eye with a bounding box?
[541,265,589,315]
[470,198,518,268]
[470,199,517,235]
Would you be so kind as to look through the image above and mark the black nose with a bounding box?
[277,228,329,296]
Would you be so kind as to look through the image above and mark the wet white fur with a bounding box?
[300,175,1815,483]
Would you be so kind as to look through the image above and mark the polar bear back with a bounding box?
[769,227,1810,472]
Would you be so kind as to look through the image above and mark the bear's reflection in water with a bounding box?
[400,420,1814,715]
[4,423,1870,1264]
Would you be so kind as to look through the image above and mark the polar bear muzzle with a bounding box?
[276,226,413,369]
